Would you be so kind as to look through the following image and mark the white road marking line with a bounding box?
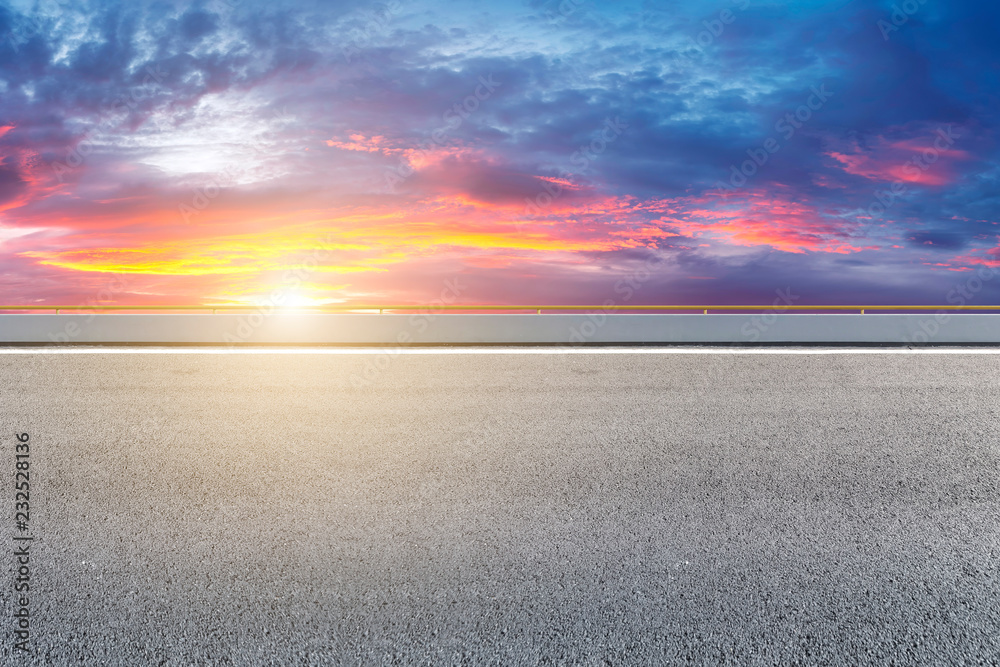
[1,347,1000,355]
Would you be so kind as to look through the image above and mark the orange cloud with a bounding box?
[10,162,889,307]
[18,192,670,286]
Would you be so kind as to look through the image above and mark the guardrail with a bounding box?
[3,305,1000,314]
[1,308,998,344]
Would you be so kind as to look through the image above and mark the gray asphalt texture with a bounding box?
[1,350,999,666]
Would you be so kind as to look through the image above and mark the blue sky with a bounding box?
[0,0,998,306]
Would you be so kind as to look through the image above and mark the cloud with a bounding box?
[659,188,873,255]
[0,0,998,305]
[826,128,971,186]
[906,231,968,250]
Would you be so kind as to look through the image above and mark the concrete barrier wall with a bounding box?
[0,313,997,345]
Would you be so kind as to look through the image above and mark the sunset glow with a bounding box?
[1,0,998,306]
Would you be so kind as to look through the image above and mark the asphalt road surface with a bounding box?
[0,349,998,665]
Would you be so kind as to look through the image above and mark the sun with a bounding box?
[282,294,333,309]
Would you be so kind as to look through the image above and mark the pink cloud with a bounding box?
[325,134,389,153]
[663,188,872,255]
[825,128,970,186]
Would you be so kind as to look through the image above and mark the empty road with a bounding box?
[1,348,998,665]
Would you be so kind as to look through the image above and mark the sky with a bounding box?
[0,0,998,307]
